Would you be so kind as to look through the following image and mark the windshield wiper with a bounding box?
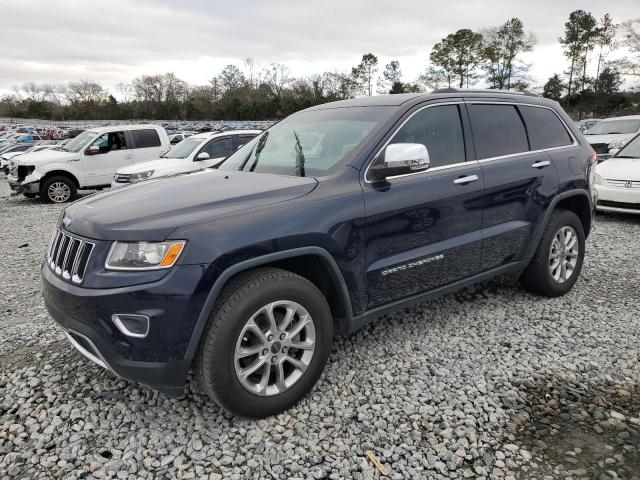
[244,131,269,172]
[292,130,306,177]
[613,155,638,158]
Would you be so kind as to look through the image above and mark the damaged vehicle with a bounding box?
[7,124,169,202]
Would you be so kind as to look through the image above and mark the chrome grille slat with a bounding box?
[47,228,95,284]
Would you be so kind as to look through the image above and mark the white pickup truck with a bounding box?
[7,124,169,202]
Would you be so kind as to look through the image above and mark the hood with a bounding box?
[14,149,76,166]
[584,133,630,145]
[597,157,640,182]
[63,169,318,241]
[116,157,177,174]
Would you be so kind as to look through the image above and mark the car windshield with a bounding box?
[616,135,640,158]
[61,130,96,152]
[586,120,640,135]
[163,138,202,159]
[219,106,390,177]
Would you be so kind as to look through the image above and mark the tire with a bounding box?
[196,267,333,418]
[40,176,77,203]
[519,209,585,297]
[23,193,36,199]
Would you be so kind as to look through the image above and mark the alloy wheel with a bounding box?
[234,300,316,396]
[48,182,71,203]
[548,226,579,283]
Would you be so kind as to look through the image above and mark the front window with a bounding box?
[616,135,640,158]
[61,130,96,152]
[219,107,390,177]
[586,120,640,135]
[163,138,202,159]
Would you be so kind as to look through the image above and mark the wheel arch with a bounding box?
[524,190,593,263]
[185,247,353,360]
[40,169,80,188]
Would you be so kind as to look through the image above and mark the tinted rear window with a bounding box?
[132,129,161,148]
[468,104,529,159]
[520,106,573,149]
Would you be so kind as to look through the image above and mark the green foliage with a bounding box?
[351,53,379,96]
[430,29,484,88]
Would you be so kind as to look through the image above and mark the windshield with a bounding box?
[616,135,640,158]
[61,130,96,152]
[586,120,640,135]
[219,107,390,177]
[163,138,202,158]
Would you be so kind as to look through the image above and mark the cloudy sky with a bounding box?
[1,0,638,97]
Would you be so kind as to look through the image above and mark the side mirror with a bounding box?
[87,145,100,155]
[370,143,430,180]
[195,152,210,161]
[608,148,620,156]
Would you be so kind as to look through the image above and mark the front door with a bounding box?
[82,131,131,186]
[362,103,485,309]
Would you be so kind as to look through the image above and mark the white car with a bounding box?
[583,115,640,158]
[111,130,260,187]
[7,124,170,202]
[595,132,640,214]
[168,132,195,145]
[1,144,60,172]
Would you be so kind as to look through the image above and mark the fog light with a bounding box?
[112,314,150,338]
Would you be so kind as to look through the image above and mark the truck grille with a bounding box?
[605,179,640,189]
[47,228,95,284]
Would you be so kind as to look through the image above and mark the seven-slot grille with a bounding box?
[47,228,94,284]
[605,179,640,189]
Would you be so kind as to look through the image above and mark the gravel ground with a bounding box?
[1,177,639,480]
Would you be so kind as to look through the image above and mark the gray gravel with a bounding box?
[1,177,639,479]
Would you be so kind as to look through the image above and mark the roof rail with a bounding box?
[432,88,539,97]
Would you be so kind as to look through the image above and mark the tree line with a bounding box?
[1,12,638,122]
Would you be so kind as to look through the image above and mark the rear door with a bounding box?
[466,102,560,270]
[129,129,163,163]
[362,102,485,309]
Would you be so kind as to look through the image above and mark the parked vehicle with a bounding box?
[594,132,640,214]
[7,124,169,202]
[16,134,50,144]
[168,132,194,145]
[583,115,640,158]
[576,118,601,133]
[42,90,595,417]
[111,130,260,187]
[1,144,60,174]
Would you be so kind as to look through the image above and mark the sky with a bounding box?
[0,0,638,98]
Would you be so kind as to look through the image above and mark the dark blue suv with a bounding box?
[42,90,596,417]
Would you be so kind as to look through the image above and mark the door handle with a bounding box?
[531,160,551,169]
[453,174,479,185]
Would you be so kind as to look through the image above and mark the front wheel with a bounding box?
[40,176,77,203]
[196,268,333,417]
[520,209,585,297]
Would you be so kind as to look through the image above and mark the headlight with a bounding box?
[128,169,155,183]
[594,173,602,185]
[608,139,627,151]
[105,241,186,270]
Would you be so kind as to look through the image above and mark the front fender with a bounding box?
[32,163,83,185]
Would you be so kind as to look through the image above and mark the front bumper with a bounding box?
[7,174,39,194]
[42,262,210,395]
[595,183,640,214]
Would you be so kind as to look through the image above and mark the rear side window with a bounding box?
[390,104,466,168]
[519,106,573,149]
[131,129,161,148]
[201,137,234,159]
[468,104,529,159]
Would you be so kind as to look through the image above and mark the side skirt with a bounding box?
[348,260,526,333]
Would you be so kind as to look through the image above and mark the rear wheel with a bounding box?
[196,268,333,417]
[520,209,585,297]
[40,176,77,203]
